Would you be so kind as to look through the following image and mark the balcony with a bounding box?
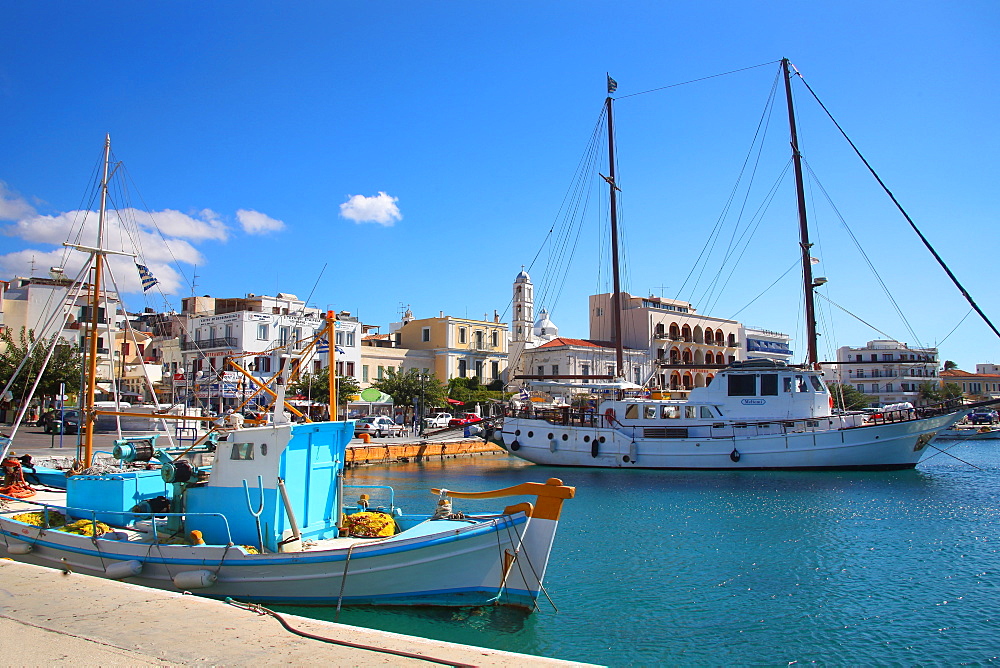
[181,337,238,351]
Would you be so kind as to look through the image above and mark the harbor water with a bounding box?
[280,440,1000,666]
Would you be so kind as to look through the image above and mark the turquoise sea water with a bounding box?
[279,442,1000,666]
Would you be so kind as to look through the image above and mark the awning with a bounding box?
[446,398,464,405]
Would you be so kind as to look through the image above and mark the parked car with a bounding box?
[423,413,453,429]
[354,416,406,438]
[40,409,82,435]
[448,413,483,427]
[968,410,998,425]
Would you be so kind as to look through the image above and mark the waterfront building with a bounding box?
[178,293,361,412]
[589,292,740,395]
[1,274,122,392]
[741,326,793,364]
[391,309,508,384]
[829,340,939,405]
[940,368,1000,401]
[359,318,435,389]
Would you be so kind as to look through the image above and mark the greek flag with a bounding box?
[607,75,618,94]
[317,338,329,353]
[336,346,345,354]
[136,263,158,292]
[518,388,531,401]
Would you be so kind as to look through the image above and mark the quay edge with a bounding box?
[0,561,599,667]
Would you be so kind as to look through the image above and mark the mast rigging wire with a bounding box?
[791,66,1000,342]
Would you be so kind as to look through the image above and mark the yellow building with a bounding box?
[396,311,508,383]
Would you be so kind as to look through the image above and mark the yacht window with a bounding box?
[644,405,657,419]
[810,376,825,392]
[685,406,697,419]
[783,377,792,393]
[625,404,638,419]
[760,374,778,396]
[231,443,254,460]
[728,374,756,396]
[700,406,716,418]
[796,375,808,392]
[661,405,680,419]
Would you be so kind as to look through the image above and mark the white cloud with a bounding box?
[339,192,402,226]
[0,182,37,221]
[237,209,286,234]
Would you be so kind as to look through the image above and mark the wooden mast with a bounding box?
[781,58,818,367]
[606,89,625,378]
[326,310,337,420]
[82,134,111,466]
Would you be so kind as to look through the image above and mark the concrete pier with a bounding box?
[0,561,595,666]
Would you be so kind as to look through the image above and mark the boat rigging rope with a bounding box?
[791,66,1000,343]
[223,598,477,668]
[919,441,984,471]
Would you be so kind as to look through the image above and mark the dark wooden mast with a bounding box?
[606,93,625,378]
[782,58,818,367]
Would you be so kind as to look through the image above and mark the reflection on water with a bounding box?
[285,447,1000,666]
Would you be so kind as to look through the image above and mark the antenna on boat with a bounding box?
[782,58,819,368]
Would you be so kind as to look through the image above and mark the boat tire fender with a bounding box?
[510,440,520,451]
[591,439,599,458]
[730,449,741,463]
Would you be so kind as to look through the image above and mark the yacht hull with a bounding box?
[501,411,958,470]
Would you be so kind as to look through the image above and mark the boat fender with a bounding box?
[6,541,33,555]
[829,395,834,409]
[730,449,741,463]
[510,439,521,451]
[172,569,217,589]
[105,560,143,579]
[591,438,600,458]
[549,438,558,453]
[629,441,638,463]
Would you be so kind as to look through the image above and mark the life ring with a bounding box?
[604,408,617,425]
[730,449,741,463]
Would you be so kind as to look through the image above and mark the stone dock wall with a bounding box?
[346,438,504,465]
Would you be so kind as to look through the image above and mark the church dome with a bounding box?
[515,268,531,282]
[533,308,558,341]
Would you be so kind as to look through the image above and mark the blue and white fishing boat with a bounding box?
[1,421,573,608]
[0,135,574,609]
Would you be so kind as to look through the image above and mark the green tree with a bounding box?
[372,368,448,413]
[447,376,506,409]
[0,327,83,404]
[943,360,958,370]
[826,382,874,410]
[287,367,359,406]
[918,381,962,404]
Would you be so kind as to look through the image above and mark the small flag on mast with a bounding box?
[136,263,158,292]
[607,75,618,94]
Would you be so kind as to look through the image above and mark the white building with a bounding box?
[742,327,793,364]
[179,293,362,412]
[830,340,939,406]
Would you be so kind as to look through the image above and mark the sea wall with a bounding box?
[346,438,504,465]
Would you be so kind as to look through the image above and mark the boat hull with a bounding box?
[500,412,958,470]
[0,512,557,609]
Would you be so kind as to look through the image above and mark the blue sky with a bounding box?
[2,2,998,370]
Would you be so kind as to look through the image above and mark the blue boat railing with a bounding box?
[0,494,234,545]
[343,484,397,512]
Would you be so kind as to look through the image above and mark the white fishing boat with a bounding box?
[499,61,987,470]
[0,136,574,609]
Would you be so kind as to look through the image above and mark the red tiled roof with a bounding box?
[535,337,624,349]
[941,369,1000,379]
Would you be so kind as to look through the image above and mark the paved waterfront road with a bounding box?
[3,425,425,459]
